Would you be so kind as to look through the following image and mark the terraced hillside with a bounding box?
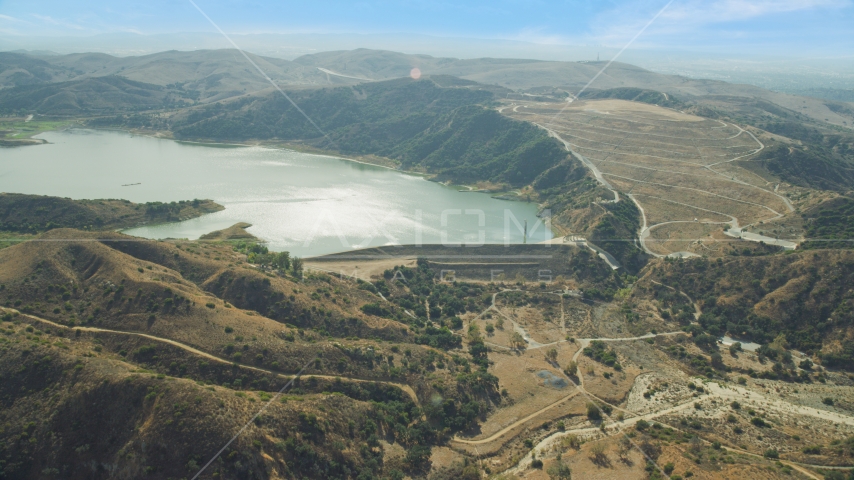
[503,98,802,257]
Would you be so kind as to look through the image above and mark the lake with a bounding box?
[1,129,551,257]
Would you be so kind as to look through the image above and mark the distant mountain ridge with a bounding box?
[291,49,853,128]
[0,49,356,104]
[2,48,851,128]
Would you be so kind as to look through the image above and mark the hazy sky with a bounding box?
[0,0,852,56]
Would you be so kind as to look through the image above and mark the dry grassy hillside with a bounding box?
[0,229,510,479]
[0,229,455,380]
[0,329,401,479]
[4,229,854,479]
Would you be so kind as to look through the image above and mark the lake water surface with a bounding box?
[1,129,551,257]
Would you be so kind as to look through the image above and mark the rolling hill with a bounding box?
[0,49,357,104]
[0,52,75,87]
[162,76,570,187]
[0,228,500,478]
[0,76,182,115]
[4,48,852,128]
[293,49,854,129]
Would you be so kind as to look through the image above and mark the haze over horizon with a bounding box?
[1,0,851,58]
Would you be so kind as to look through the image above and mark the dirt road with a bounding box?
[3,308,420,404]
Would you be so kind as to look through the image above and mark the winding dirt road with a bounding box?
[519,106,800,256]
[2,308,420,404]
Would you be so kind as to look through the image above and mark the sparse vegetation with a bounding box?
[4,47,854,479]
[583,340,622,370]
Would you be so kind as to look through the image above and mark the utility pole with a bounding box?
[523,220,528,244]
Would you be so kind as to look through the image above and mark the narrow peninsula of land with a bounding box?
[0,193,223,234]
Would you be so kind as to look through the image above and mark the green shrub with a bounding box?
[751,417,767,427]
[802,445,822,454]
[360,302,391,317]
[586,402,602,421]
[546,460,572,479]
[583,340,621,369]
[404,445,431,471]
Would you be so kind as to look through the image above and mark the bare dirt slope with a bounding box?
[504,99,804,257]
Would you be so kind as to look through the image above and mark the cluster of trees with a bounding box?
[233,242,303,277]
[88,113,170,130]
[415,325,461,350]
[422,395,486,433]
[381,260,487,324]
[583,340,622,370]
[822,343,854,370]
[254,251,302,276]
[143,200,201,219]
[666,342,726,379]
[366,262,502,433]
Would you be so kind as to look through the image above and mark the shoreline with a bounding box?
[25,127,553,258]
[118,127,538,205]
[82,126,426,176]
[46,125,526,196]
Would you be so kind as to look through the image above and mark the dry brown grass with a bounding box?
[0,322,390,479]
[502,98,805,256]
[0,229,465,390]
